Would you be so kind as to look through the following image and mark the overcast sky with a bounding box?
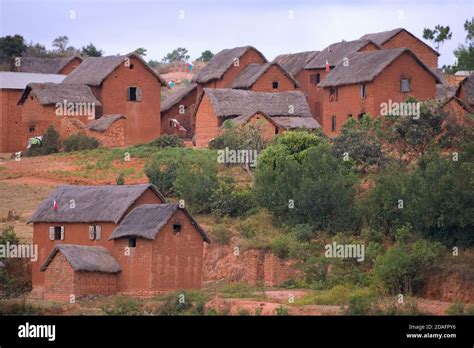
[1,0,472,66]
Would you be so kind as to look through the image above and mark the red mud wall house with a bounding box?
[0,72,66,153]
[18,83,100,147]
[230,63,299,93]
[62,54,167,146]
[320,48,439,136]
[111,206,210,294]
[29,185,164,296]
[456,74,474,110]
[12,56,83,75]
[302,40,381,125]
[160,83,197,138]
[243,112,278,141]
[361,28,439,69]
[194,46,268,97]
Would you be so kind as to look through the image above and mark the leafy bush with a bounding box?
[116,173,125,185]
[255,142,359,232]
[101,295,142,315]
[275,305,289,315]
[446,302,465,315]
[345,294,377,315]
[211,224,231,245]
[148,134,183,148]
[270,234,294,259]
[210,177,255,217]
[63,133,100,152]
[154,291,206,315]
[209,121,266,153]
[0,300,44,315]
[25,125,61,156]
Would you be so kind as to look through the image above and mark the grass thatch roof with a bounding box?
[457,74,474,105]
[62,53,166,87]
[161,83,197,113]
[436,84,457,99]
[305,39,381,70]
[197,88,312,119]
[192,46,267,84]
[18,83,101,106]
[232,111,320,130]
[109,204,210,243]
[230,62,300,89]
[273,51,319,76]
[360,28,439,56]
[87,114,125,132]
[40,244,121,273]
[12,56,82,74]
[28,184,165,224]
[318,48,441,88]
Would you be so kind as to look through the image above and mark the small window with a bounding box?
[331,116,337,132]
[310,73,320,85]
[129,237,137,248]
[88,225,102,240]
[29,125,35,132]
[128,87,137,101]
[401,78,410,93]
[129,64,134,69]
[49,226,64,241]
[348,114,353,119]
[275,128,279,135]
[360,84,366,99]
[173,223,182,235]
[358,113,365,120]
[329,88,337,102]
[272,81,279,89]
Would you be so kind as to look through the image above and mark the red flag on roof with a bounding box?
[53,200,58,211]
[325,60,330,72]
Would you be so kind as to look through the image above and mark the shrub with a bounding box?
[116,173,125,185]
[209,121,266,153]
[210,177,255,218]
[0,300,44,315]
[211,224,231,245]
[270,234,294,259]
[25,125,61,156]
[154,291,206,315]
[445,302,465,315]
[101,295,142,315]
[63,134,100,152]
[345,294,376,315]
[275,305,289,316]
[148,134,183,148]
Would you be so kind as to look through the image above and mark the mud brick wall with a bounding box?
[74,272,118,296]
[43,253,75,301]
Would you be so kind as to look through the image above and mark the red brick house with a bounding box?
[0,72,66,153]
[160,83,197,138]
[456,74,474,110]
[193,88,319,147]
[62,53,167,145]
[318,48,440,135]
[18,82,101,144]
[360,28,439,69]
[12,56,83,75]
[302,39,382,124]
[28,184,209,300]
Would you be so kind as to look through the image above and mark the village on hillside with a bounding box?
[0,10,473,326]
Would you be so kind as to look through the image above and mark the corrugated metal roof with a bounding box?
[0,72,66,90]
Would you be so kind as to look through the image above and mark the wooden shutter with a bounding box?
[49,227,55,241]
[88,226,95,240]
[95,226,102,240]
[60,226,65,240]
[136,87,143,101]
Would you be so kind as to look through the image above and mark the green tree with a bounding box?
[423,25,452,52]
[81,43,103,57]
[162,47,190,63]
[443,18,474,73]
[148,59,159,68]
[133,47,147,56]
[0,35,26,64]
[197,50,214,62]
[52,35,69,53]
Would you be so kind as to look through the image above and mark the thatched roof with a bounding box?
[230,62,300,89]
[305,39,381,70]
[423,96,473,114]
[109,204,210,243]
[319,48,441,88]
[273,51,319,76]
[18,83,101,106]
[232,111,320,130]
[12,56,82,74]
[62,53,166,87]
[40,244,121,273]
[0,72,65,90]
[432,68,448,85]
[29,184,165,224]
[360,28,439,56]
[192,46,267,84]
[457,74,474,105]
[197,88,312,119]
[87,114,125,132]
[161,83,197,113]
[436,84,457,99]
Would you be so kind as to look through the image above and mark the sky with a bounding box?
[0,0,472,67]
